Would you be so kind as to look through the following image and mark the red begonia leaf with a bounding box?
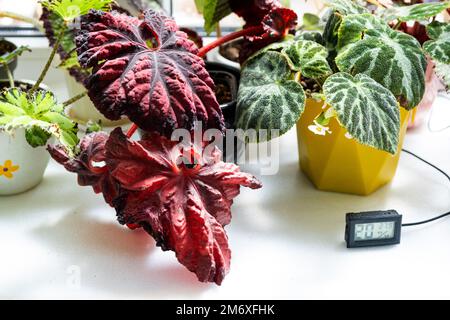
[75,9,224,135]
[229,0,281,27]
[239,8,298,63]
[47,132,119,206]
[260,8,298,40]
[106,128,262,284]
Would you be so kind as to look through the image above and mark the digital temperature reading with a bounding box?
[345,210,402,248]
[354,222,395,241]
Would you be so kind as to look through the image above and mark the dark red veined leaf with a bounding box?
[47,132,119,206]
[106,128,262,284]
[229,0,281,27]
[260,8,298,40]
[239,8,298,63]
[75,9,224,135]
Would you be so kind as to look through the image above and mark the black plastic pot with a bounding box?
[206,61,240,128]
[0,79,49,92]
[0,39,18,80]
[206,62,243,163]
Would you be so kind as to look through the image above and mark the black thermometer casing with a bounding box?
[345,210,402,248]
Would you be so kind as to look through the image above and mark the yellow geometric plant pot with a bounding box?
[296,98,411,196]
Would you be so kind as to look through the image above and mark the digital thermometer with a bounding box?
[345,210,402,248]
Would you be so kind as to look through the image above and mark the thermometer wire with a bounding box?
[401,149,450,227]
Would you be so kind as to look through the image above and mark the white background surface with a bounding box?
[0,38,450,300]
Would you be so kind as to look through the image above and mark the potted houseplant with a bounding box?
[195,0,297,68]
[193,0,298,161]
[0,43,80,195]
[195,0,296,66]
[38,0,166,125]
[46,3,262,285]
[233,0,450,195]
[363,0,450,127]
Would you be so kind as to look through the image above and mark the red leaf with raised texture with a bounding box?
[239,8,298,63]
[106,128,262,284]
[75,9,224,135]
[47,132,119,206]
[230,0,281,27]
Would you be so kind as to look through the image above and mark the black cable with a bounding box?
[401,149,450,227]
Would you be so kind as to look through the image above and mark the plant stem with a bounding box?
[366,0,388,9]
[0,11,43,31]
[30,24,67,95]
[198,26,264,58]
[62,91,88,108]
[127,124,138,138]
[3,62,14,88]
[216,23,222,38]
[393,20,402,30]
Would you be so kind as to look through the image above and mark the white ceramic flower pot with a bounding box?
[0,129,50,196]
[65,73,129,127]
[208,47,241,70]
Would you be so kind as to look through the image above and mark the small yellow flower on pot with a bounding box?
[0,160,19,179]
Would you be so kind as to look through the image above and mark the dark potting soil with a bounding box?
[214,81,233,105]
[0,81,33,91]
[301,77,321,96]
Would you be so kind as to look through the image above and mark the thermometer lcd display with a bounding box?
[354,222,395,241]
[345,210,402,248]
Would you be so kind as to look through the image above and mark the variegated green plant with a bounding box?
[236,38,332,140]
[323,0,368,15]
[232,0,450,154]
[0,88,79,153]
[335,13,427,109]
[323,73,400,154]
[380,1,450,23]
[283,40,332,78]
[423,21,450,64]
[366,0,450,94]
[236,51,306,141]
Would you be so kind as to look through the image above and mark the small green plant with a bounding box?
[235,0,450,154]
[0,89,78,152]
[41,0,113,22]
[0,0,115,152]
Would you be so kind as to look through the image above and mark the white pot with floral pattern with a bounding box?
[0,128,50,196]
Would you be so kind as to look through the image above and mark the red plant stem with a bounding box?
[127,123,138,138]
[197,26,264,58]
[126,26,264,139]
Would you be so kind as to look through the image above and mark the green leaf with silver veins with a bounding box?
[323,0,368,15]
[245,38,331,80]
[380,2,450,23]
[323,72,400,154]
[336,14,427,109]
[423,22,450,64]
[282,40,332,79]
[236,51,305,141]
